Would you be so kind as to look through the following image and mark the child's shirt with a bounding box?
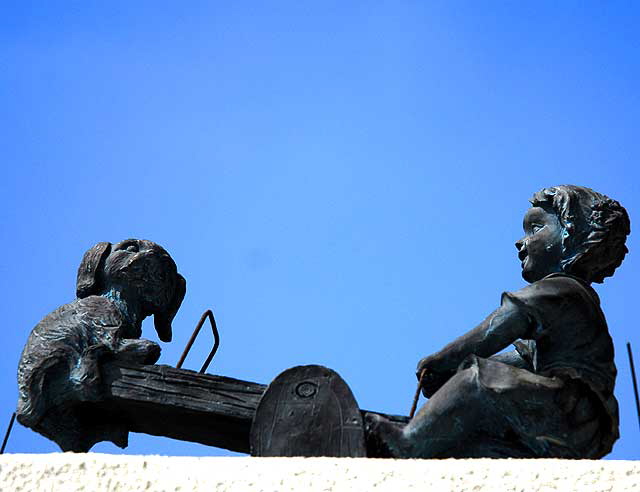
[502,272,618,446]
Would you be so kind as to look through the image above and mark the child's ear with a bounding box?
[76,242,112,298]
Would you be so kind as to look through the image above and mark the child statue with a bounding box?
[367,185,630,459]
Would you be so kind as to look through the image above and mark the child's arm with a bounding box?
[417,295,531,396]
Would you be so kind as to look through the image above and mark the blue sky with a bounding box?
[1,2,638,459]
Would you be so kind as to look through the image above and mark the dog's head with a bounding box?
[76,239,186,342]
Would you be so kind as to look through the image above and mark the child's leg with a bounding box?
[369,365,489,458]
[369,356,566,458]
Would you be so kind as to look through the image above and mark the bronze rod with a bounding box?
[627,342,640,430]
[409,369,427,419]
[1,412,16,454]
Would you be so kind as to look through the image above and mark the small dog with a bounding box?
[17,239,186,451]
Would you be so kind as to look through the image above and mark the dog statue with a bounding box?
[17,239,186,451]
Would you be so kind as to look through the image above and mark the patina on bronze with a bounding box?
[16,239,186,451]
[367,185,630,459]
[15,185,630,459]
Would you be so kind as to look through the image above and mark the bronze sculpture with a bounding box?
[15,185,630,458]
[366,185,630,458]
[16,239,185,451]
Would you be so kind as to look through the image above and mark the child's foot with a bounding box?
[364,413,412,458]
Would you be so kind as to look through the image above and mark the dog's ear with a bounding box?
[153,273,186,343]
[76,242,112,298]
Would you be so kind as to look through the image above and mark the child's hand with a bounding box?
[416,355,455,398]
[416,354,450,376]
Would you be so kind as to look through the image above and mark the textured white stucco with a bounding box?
[1,454,639,492]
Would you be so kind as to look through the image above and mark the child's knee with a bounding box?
[447,364,484,396]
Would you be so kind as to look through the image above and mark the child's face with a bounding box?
[515,206,564,282]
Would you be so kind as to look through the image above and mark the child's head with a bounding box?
[527,185,630,283]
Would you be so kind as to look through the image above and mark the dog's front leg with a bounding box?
[115,338,161,364]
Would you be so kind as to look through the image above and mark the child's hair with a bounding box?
[530,185,630,283]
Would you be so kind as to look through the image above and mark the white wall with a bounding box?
[1,454,639,492]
